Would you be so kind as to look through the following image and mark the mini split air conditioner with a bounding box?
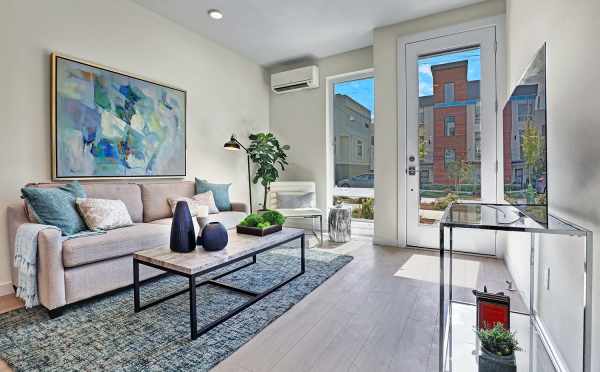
[271,65,319,94]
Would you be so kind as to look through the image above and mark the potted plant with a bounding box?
[476,323,521,372]
[237,210,286,236]
[247,132,290,210]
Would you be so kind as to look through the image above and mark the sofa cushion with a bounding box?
[200,211,247,230]
[141,182,195,222]
[83,183,143,223]
[76,198,133,231]
[62,223,170,268]
[195,179,232,211]
[21,181,88,236]
[24,182,144,223]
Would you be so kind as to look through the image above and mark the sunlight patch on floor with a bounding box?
[394,254,481,288]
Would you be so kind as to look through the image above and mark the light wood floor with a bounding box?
[0,236,521,372]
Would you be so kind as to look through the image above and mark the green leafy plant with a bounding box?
[476,323,521,357]
[247,133,290,209]
[239,213,264,228]
[521,121,543,188]
[260,210,286,225]
[239,210,285,229]
[433,193,459,211]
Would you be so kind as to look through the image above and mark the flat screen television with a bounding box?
[502,44,548,225]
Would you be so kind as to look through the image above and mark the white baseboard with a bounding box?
[0,282,14,296]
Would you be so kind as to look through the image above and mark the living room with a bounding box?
[1,0,599,371]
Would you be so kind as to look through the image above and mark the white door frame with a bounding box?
[396,15,506,249]
[325,68,375,217]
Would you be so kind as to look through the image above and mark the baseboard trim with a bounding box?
[0,282,15,296]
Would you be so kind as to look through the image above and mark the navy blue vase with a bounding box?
[198,222,228,251]
[170,201,196,253]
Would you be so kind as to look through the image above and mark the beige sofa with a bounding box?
[7,181,248,317]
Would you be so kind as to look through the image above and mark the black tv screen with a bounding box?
[503,44,548,225]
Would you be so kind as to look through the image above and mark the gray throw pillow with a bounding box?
[21,181,88,236]
[277,192,314,209]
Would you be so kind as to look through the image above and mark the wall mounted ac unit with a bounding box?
[271,65,319,94]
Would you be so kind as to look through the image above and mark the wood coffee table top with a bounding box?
[134,227,304,275]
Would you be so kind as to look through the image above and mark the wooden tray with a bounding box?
[236,224,283,236]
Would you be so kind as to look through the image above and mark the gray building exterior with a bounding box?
[333,94,374,184]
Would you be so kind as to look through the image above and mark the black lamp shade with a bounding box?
[224,138,241,151]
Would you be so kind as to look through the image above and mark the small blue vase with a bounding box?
[198,222,228,251]
[170,201,196,253]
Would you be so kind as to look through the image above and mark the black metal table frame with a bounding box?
[133,233,305,340]
[438,202,593,372]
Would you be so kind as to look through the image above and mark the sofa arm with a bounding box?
[230,202,249,213]
[7,202,28,286]
[37,229,66,310]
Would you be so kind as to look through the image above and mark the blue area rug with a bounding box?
[0,245,352,371]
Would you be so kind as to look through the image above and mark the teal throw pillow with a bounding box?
[21,181,88,236]
[195,178,232,211]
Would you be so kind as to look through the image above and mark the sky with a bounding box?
[335,77,374,113]
[418,48,481,97]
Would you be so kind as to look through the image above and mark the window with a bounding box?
[444,116,456,136]
[420,169,430,185]
[474,103,481,126]
[517,102,532,122]
[356,139,364,159]
[518,129,525,160]
[444,82,455,103]
[418,107,425,124]
[474,131,481,160]
[332,73,375,222]
[444,149,456,169]
[515,168,523,186]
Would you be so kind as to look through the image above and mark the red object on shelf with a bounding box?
[473,289,510,330]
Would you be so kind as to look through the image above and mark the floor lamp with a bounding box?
[224,135,253,213]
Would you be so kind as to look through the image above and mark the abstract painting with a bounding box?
[52,53,186,179]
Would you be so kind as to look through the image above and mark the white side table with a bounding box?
[328,205,352,243]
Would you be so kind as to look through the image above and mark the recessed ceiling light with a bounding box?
[207,9,223,20]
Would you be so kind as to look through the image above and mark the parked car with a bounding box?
[535,173,547,193]
[336,173,374,188]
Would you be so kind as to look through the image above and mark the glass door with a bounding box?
[405,27,497,253]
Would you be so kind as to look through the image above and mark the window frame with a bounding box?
[444,116,456,136]
[444,82,455,103]
[444,148,456,169]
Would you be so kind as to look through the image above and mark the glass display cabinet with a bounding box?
[438,202,593,372]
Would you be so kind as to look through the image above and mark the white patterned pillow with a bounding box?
[191,191,219,214]
[76,198,133,231]
[167,197,210,217]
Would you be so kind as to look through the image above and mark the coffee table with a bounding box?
[133,228,305,340]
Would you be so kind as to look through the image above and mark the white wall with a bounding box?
[372,0,506,245]
[0,0,270,292]
[505,0,600,370]
[268,47,373,215]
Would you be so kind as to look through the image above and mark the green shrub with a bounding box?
[240,210,285,229]
[257,221,271,229]
[476,323,521,356]
[240,213,264,227]
[433,193,459,210]
[260,210,286,225]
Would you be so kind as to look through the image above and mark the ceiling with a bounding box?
[133,0,485,66]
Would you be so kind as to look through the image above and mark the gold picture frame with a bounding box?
[51,52,187,180]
